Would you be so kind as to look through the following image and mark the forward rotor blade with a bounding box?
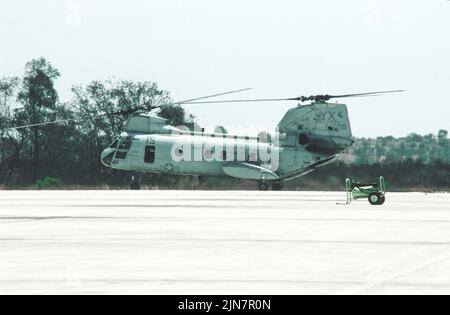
[3,119,74,131]
[171,88,253,106]
[4,101,162,131]
[182,97,299,105]
[83,89,255,116]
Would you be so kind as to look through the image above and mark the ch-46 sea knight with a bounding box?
[5,88,404,191]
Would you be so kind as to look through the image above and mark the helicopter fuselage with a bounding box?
[101,132,335,180]
[101,102,354,186]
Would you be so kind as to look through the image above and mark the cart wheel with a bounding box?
[368,192,382,205]
[378,196,386,205]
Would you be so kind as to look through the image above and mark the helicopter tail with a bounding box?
[277,102,353,155]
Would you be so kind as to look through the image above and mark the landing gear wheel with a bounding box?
[130,175,141,190]
[130,182,140,190]
[368,192,383,205]
[192,176,202,190]
[272,182,283,191]
[258,182,269,191]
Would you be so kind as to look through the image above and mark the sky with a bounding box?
[1,0,449,137]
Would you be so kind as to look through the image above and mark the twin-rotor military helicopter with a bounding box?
[4,88,404,191]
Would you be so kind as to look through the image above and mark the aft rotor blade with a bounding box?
[182,90,405,104]
[327,90,406,99]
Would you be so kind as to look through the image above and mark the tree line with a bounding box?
[0,58,194,187]
[291,129,450,192]
[0,58,449,190]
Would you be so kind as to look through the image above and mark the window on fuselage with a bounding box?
[299,134,308,146]
[145,146,155,164]
[115,151,127,159]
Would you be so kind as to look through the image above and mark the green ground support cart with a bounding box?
[342,176,386,205]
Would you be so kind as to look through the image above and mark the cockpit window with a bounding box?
[102,151,115,166]
[110,140,119,149]
[118,139,132,150]
[115,151,127,159]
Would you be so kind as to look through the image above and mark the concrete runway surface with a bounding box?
[1,190,450,295]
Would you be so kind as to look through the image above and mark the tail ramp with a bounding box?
[277,102,353,155]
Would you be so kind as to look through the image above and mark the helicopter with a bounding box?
[4,89,404,191]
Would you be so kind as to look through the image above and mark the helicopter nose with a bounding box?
[101,148,116,167]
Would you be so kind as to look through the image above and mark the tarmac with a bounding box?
[1,190,450,295]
